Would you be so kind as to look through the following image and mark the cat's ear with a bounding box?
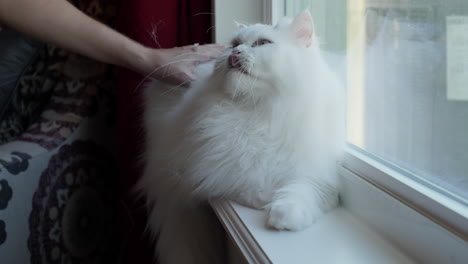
[290,10,314,47]
[235,21,248,31]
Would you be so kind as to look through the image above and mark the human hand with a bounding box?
[140,44,225,87]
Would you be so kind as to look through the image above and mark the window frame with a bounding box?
[262,0,285,24]
[343,144,468,241]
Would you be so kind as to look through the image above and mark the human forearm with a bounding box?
[0,0,225,85]
[0,0,150,73]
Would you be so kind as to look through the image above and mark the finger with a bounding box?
[191,52,221,62]
[173,71,195,84]
[184,71,197,82]
[180,80,192,88]
[190,44,227,59]
[174,73,195,88]
[183,43,225,50]
[200,44,227,54]
[201,43,227,49]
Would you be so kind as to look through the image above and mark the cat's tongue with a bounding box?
[229,54,242,69]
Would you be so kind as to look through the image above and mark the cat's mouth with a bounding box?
[228,54,252,76]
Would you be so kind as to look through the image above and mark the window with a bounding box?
[282,0,468,252]
[285,0,468,205]
[348,0,468,205]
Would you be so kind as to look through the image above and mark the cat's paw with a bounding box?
[266,201,320,231]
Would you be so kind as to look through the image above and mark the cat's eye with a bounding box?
[252,38,273,47]
[231,39,241,48]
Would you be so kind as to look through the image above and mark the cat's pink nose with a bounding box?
[229,53,242,69]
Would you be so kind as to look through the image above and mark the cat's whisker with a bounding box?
[206,25,216,34]
[172,51,222,59]
[216,56,230,66]
[137,52,232,92]
[233,63,248,99]
[248,65,259,110]
[193,12,215,16]
[213,62,227,71]
[230,56,255,100]
[215,54,230,64]
[159,80,191,96]
[133,58,201,92]
[246,66,256,107]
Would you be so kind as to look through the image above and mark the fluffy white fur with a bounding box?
[139,11,345,264]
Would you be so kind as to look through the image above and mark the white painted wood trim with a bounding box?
[342,146,468,241]
[213,0,263,44]
[213,0,284,43]
[340,164,468,263]
[212,200,418,264]
[262,0,274,24]
[210,200,272,264]
[262,0,284,24]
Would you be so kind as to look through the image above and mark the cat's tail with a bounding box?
[136,157,225,264]
[136,143,226,264]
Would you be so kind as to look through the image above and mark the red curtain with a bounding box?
[116,1,213,262]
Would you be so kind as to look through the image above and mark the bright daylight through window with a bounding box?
[286,0,468,204]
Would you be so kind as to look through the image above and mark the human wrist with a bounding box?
[120,41,154,76]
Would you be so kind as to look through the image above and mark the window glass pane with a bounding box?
[284,0,468,202]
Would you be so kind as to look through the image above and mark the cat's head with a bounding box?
[214,10,318,102]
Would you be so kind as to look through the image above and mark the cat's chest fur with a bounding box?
[170,92,314,199]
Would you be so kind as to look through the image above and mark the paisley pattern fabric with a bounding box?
[17,44,115,150]
[28,141,117,264]
[0,32,49,144]
[0,0,115,146]
[0,0,117,263]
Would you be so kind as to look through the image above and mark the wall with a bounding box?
[213,0,263,44]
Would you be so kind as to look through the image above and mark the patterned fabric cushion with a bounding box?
[0,1,118,263]
[0,29,51,144]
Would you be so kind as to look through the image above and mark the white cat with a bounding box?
[138,10,345,264]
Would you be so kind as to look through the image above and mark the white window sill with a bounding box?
[211,200,416,264]
[211,150,468,264]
